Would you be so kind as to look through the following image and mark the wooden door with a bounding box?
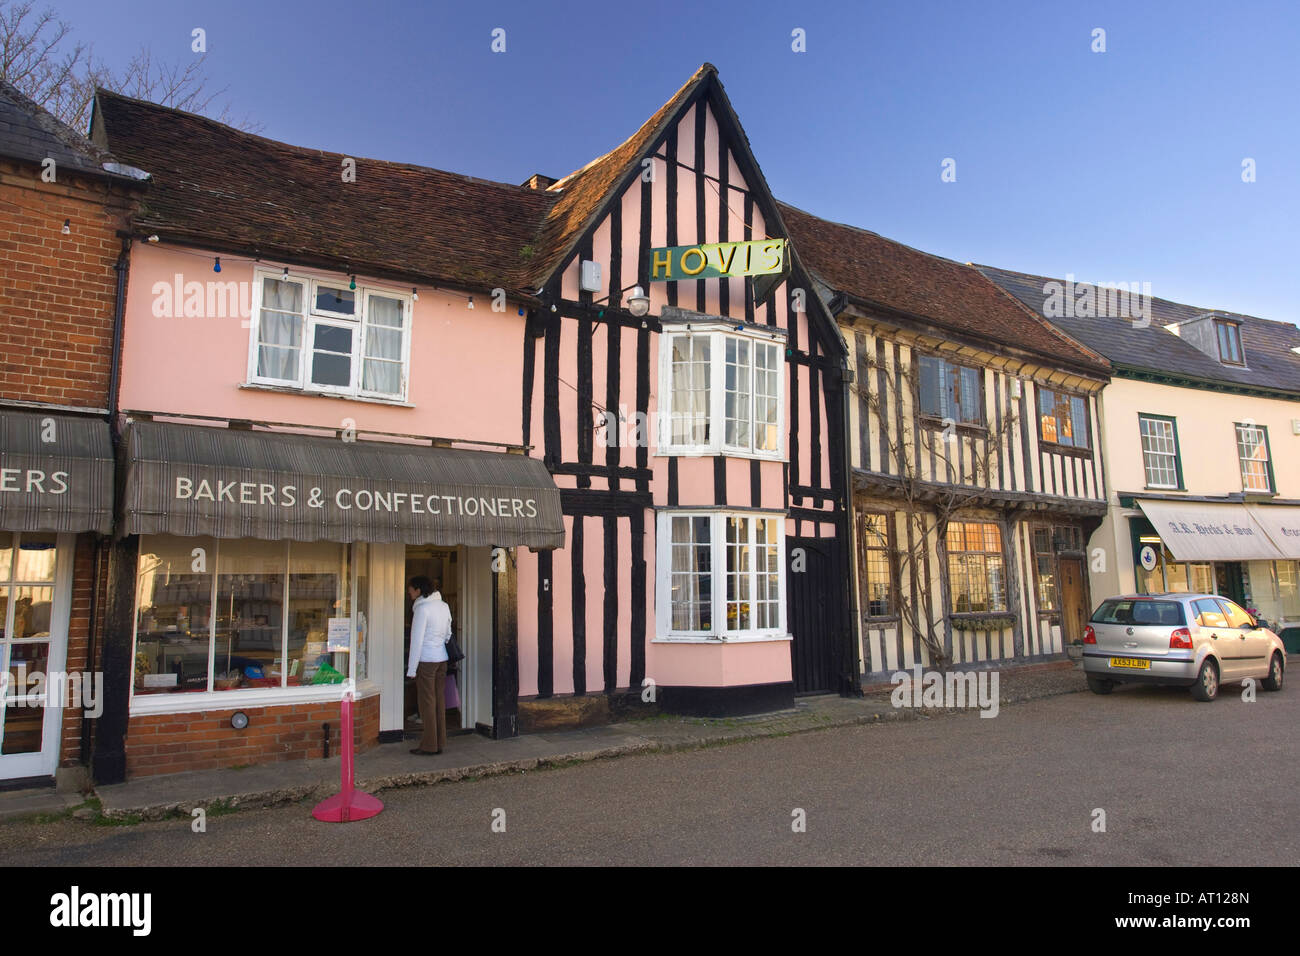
[1058,556,1087,644]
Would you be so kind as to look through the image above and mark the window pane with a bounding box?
[0,531,11,580]
[263,277,303,313]
[1140,418,1178,488]
[1070,396,1089,448]
[958,367,981,423]
[257,303,302,382]
[14,533,57,582]
[726,517,751,632]
[315,285,355,315]
[1039,388,1059,444]
[2,585,53,641]
[1278,562,1300,617]
[288,541,349,686]
[214,540,285,691]
[670,335,710,446]
[311,324,353,387]
[725,336,752,448]
[670,515,711,631]
[918,356,942,417]
[1036,554,1057,609]
[134,536,216,694]
[367,294,404,329]
[257,279,304,382]
[755,518,780,629]
[1236,425,1270,492]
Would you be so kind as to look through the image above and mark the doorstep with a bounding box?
[0,786,84,823]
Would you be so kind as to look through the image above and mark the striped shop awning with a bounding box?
[0,409,113,534]
[1135,498,1285,561]
[120,420,565,549]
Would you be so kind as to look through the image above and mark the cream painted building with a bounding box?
[982,266,1300,641]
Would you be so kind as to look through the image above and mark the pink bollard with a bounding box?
[312,691,383,822]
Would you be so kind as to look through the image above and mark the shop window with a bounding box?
[660,326,783,458]
[945,521,1006,612]
[658,511,785,640]
[1235,423,1272,494]
[1215,320,1244,366]
[1037,388,1090,450]
[1138,415,1181,489]
[1031,526,1057,611]
[1273,561,1300,618]
[918,355,983,426]
[248,272,411,401]
[1166,561,1213,594]
[859,512,896,618]
[133,537,361,696]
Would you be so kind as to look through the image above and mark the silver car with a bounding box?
[1083,593,1286,701]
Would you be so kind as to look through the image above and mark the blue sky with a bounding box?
[57,0,1300,323]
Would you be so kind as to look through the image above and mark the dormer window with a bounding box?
[1215,319,1244,366]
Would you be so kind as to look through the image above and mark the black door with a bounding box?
[787,536,846,695]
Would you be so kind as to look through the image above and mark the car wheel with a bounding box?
[1262,652,1284,692]
[1087,676,1114,695]
[1190,659,1219,701]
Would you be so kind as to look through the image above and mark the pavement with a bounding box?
[2,660,1086,824]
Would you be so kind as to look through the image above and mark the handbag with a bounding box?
[444,629,466,664]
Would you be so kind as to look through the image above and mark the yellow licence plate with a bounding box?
[1109,657,1151,670]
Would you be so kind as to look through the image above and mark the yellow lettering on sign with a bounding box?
[680,247,707,276]
[758,241,783,272]
[714,243,738,274]
[651,248,673,279]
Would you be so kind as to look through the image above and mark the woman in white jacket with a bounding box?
[406,575,452,754]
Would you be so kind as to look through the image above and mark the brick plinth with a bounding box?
[123,693,381,778]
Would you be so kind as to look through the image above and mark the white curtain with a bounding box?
[363,295,404,394]
[257,279,303,381]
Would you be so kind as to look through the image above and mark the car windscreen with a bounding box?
[1091,599,1186,626]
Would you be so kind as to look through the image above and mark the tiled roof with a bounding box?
[91,89,558,297]
[778,202,1110,376]
[978,264,1300,396]
[522,64,715,289]
[0,78,137,182]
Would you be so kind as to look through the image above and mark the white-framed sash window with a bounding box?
[658,322,784,459]
[655,510,787,641]
[248,270,411,401]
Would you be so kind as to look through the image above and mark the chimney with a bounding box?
[523,173,557,191]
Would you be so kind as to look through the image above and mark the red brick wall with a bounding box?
[123,693,381,778]
[0,157,135,409]
[57,532,105,768]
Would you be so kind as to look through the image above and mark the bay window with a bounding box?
[660,324,784,458]
[657,511,786,640]
[248,271,411,401]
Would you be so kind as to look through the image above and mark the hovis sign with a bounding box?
[648,239,786,282]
